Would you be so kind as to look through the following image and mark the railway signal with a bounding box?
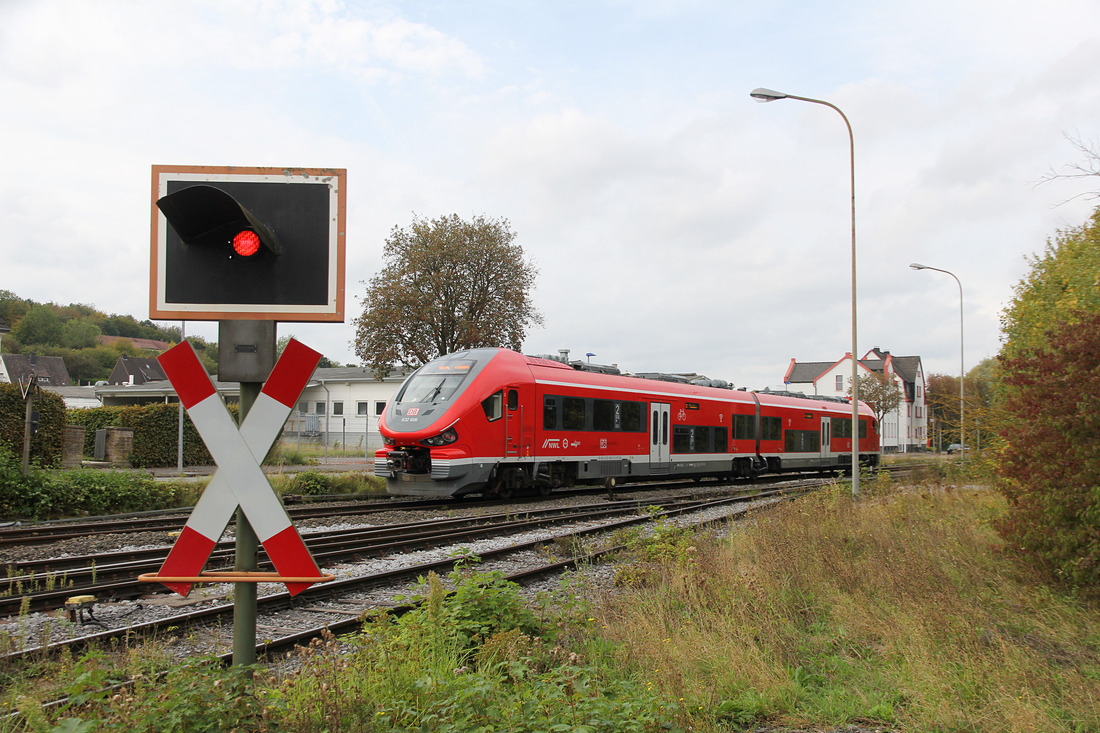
[155,184,283,259]
[150,165,347,322]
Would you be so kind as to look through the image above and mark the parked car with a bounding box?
[946,443,968,454]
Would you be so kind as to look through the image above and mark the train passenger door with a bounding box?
[650,403,670,474]
[820,416,835,460]
[505,386,535,458]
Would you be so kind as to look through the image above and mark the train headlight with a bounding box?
[420,428,458,447]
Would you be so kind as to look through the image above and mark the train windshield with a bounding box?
[395,359,477,404]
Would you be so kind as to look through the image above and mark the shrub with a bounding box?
[68,402,237,467]
[0,382,65,467]
[54,654,264,732]
[0,446,52,519]
[0,448,196,520]
[290,471,329,496]
[997,310,1100,587]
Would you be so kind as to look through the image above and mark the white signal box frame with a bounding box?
[150,165,347,322]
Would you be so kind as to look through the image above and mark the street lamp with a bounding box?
[910,263,964,458]
[751,87,861,497]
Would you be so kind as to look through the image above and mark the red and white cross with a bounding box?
[155,339,324,597]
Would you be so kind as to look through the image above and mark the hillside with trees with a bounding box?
[0,291,215,382]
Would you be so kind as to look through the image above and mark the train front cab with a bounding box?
[377,349,546,498]
[376,349,499,497]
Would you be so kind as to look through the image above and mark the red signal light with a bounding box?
[232,230,261,257]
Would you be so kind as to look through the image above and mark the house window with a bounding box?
[298,401,308,414]
[917,385,922,398]
[357,401,368,416]
[315,402,326,415]
[835,375,843,391]
[375,401,386,415]
[333,401,343,416]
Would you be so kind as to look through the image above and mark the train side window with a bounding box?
[652,410,658,445]
[508,389,519,411]
[482,391,503,422]
[543,397,558,429]
[714,426,728,451]
[761,416,782,441]
[563,397,586,430]
[621,401,645,432]
[732,414,755,440]
[672,426,692,453]
[784,429,820,452]
[593,400,613,430]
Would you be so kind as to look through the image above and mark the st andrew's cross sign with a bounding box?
[144,339,330,596]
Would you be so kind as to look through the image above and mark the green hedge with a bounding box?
[0,383,65,468]
[68,403,239,467]
[0,447,197,520]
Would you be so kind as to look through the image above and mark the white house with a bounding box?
[94,363,411,453]
[783,347,928,453]
[283,366,412,453]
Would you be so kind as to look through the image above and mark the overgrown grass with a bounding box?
[266,470,387,498]
[11,567,673,732]
[270,440,372,462]
[5,473,1098,731]
[603,474,1100,731]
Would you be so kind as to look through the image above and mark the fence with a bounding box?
[282,411,385,455]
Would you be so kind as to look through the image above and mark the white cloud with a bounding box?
[2,0,1100,386]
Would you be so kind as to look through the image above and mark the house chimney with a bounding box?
[558,349,570,362]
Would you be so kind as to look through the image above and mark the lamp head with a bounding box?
[909,263,928,270]
[750,87,788,102]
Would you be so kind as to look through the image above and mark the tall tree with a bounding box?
[13,305,62,345]
[353,214,543,376]
[846,370,903,428]
[926,358,1000,451]
[1000,208,1100,362]
[997,311,1100,586]
[1038,131,1100,202]
[925,373,961,448]
[996,205,1100,587]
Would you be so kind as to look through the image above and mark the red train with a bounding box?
[375,348,880,497]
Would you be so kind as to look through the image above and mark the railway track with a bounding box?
[1,465,929,650]
[1,466,928,603]
[2,493,717,616]
[1,464,926,547]
[1,482,815,663]
[0,464,935,726]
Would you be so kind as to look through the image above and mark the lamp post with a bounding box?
[910,263,964,458]
[751,87,860,497]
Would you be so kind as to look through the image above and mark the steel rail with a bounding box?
[2,485,805,662]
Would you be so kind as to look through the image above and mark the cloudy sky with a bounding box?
[3,0,1099,388]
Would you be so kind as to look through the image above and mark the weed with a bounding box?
[266,568,673,731]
